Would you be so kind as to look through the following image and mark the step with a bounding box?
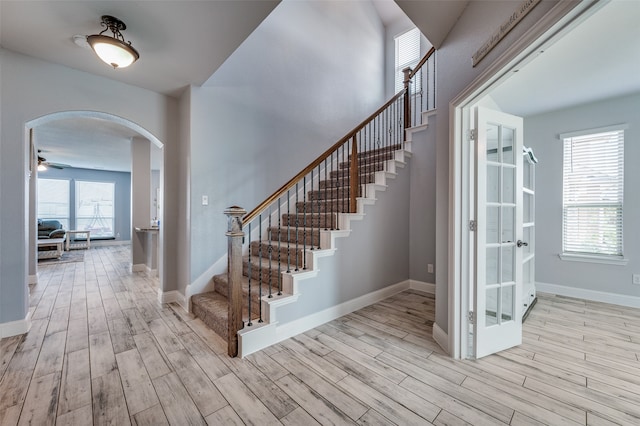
[307,187,361,201]
[191,292,265,340]
[350,144,402,160]
[296,200,351,214]
[281,213,337,229]
[330,162,385,179]
[249,240,304,269]
[214,273,281,309]
[243,256,283,286]
[318,173,376,189]
[338,151,395,169]
[268,226,320,247]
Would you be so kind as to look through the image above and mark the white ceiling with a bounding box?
[0,0,280,98]
[489,0,640,117]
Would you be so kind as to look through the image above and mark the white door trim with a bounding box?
[447,0,606,359]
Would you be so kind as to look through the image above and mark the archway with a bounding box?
[26,110,166,293]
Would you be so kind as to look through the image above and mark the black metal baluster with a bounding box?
[316,164,321,249]
[268,206,273,299]
[247,222,252,327]
[258,214,263,323]
[330,152,335,230]
[324,158,328,230]
[277,197,282,295]
[295,183,299,272]
[286,189,291,273]
[303,176,307,269]
[310,169,314,252]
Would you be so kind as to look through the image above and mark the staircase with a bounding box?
[190,47,435,357]
[191,143,410,344]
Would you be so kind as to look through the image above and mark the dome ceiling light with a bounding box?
[87,15,140,69]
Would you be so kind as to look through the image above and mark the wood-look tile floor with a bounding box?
[2,245,640,425]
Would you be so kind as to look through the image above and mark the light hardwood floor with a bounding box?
[2,245,640,425]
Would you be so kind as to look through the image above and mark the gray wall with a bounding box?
[0,49,181,326]
[36,167,132,241]
[525,92,640,297]
[187,0,386,285]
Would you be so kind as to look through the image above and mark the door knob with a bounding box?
[516,240,528,248]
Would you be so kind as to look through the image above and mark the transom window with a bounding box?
[562,126,625,258]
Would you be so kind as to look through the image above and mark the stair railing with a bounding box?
[224,47,436,356]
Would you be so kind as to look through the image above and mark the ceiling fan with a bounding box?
[37,150,70,171]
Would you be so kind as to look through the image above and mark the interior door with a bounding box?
[473,107,524,359]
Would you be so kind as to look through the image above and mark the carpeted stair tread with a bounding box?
[318,173,376,189]
[282,213,337,229]
[296,200,351,214]
[338,151,395,169]
[307,187,361,201]
[249,240,304,268]
[191,292,266,339]
[214,274,282,306]
[331,162,385,178]
[268,226,320,246]
[350,144,403,159]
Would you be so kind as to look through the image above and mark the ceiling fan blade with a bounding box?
[46,162,70,169]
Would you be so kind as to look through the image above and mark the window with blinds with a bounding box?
[37,178,70,229]
[394,28,420,93]
[562,127,625,257]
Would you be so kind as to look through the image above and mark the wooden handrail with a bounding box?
[243,48,436,225]
[409,46,435,80]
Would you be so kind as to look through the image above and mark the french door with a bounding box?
[473,107,524,358]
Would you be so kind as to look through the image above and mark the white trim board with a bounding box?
[157,289,188,312]
[1,311,32,338]
[432,322,449,355]
[536,282,640,309]
[409,280,435,294]
[239,280,414,357]
[29,274,38,285]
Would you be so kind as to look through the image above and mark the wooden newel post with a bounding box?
[225,206,246,357]
[349,135,359,213]
[402,66,412,132]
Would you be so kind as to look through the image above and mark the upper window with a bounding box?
[394,28,420,93]
[37,179,70,229]
[562,126,625,258]
[76,181,115,238]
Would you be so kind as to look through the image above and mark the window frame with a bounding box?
[75,180,116,239]
[394,27,421,94]
[559,124,627,265]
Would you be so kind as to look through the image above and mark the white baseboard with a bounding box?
[29,274,38,285]
[536,281,640,309]
[92,240,131,247]
[1,311,32,338]
[409,280,435,294]
[132,264,146,273]
[157,289,188,311]
[432,322,449,355]
[239,280,412,357]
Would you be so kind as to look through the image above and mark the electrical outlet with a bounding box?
[202,195,209,206]
[428,264,434,274]
[633,274,640,285]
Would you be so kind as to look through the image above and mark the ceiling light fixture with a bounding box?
[37,163,47,172]
[87,15,139,69]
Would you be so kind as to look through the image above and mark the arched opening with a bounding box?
[26,111,166,293]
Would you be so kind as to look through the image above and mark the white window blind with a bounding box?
[562,128,624,257]
[394,28,420,93]
[37,178,70,229]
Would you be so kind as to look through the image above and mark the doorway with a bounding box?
[448,0,611,359]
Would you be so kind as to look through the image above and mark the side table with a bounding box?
[66,230,91,251]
